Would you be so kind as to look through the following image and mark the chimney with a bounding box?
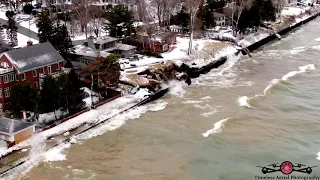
[27,40,33,46]
[88,36,94,49]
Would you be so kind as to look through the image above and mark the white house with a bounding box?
[213,12,226,26]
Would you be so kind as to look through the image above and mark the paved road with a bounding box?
[0,17,39,41]
[0,17,84,46]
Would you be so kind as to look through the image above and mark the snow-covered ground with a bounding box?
[0,88,151,157]
[282,7,306,16]
[81,87,101,107]
[15,33,39,48]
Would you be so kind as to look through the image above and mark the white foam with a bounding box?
[312,45,320,51]
[290,46,307,54]
[165,80,187,98]
[299,64,315,72]
[148,100,168,112]
[239,64,316,107]
[193,104,212,109]
[183,100,203,104]
[21,149,28,152]
[202,118,231,137]
[315,37,320,42]
[44,143,71,162]
[200,110,218,117]
[238,96,251,108]
[282,71,299,81]
[201,96,212,100]
[263,79,281,95]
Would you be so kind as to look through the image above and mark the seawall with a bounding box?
[181,12,320,78]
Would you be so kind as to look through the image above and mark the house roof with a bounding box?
[4,42,64,73]
[94,36,118,45]
[116,43,136,51]
[0,117,35,136]
[74,45,112,58]
[214,12,226,18]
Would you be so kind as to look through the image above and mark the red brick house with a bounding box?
[0,42,65,111]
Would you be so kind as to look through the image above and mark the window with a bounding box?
[21,73,26,81]
[5,87,9,98]
[32,70,37,77]
[3,75,8,83]
[34,81,38,89]
[56,63,60,70]
[15,74,19,81]
[47,66,51,74]
[10,74,14,82]
[40,68,44,74]
[0,88,2,98]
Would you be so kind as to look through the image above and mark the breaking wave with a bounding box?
[202,117,231,137]
[192,53,242,87]
[238,64,316,108]
[2,99,168,180]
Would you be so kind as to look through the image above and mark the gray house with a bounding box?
[72,36,136,70]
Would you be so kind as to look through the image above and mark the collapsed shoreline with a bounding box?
[0,9,319,179]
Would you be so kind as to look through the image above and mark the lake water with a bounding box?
[15,18,320,180]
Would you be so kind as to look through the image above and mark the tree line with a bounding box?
[6,69,85,121]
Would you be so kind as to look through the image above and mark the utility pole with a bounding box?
[91,72,95,109]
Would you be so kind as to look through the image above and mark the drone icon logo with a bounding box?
[257,161,317,175]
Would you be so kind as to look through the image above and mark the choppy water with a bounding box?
[17,18,320,180]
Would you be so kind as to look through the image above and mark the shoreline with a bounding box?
[0,7,319,178]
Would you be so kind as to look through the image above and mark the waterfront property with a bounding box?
[72,36,136,69]
[0,117,36,147]
[125,32,179,54]
[0,42,67,111]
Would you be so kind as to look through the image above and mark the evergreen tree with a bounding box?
[39,75,61,119]
[36,10,54,43]
[53,22,74,59]
[202,4,215,29]
[171,7,189,32]
[105,5,135,38]
[261,0,276,21]
[6,14,17,46]
[0,24,12,53]
[6,83,39,117]
[57,70,85,114]
[66,69,85,113]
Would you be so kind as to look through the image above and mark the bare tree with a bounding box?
[88,5,105,37]
[184,0,202,55]
[231,0,252,36]
[273,0,286,20]
[152,0,165,27]
[73,0,91,39]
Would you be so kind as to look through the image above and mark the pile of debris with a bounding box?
[120,61,191,91]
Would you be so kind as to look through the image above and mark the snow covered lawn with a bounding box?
[15,33,39,48]
[282,7,305,16]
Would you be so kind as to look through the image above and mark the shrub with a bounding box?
[23,4,34,14]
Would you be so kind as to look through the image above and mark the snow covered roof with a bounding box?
[74,45,112,58]
[213,12,226,18]
[0,117,35,136]
[4,42,64,73]
[116,43,136,51]
[94,36,118,45]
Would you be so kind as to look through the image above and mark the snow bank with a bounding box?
[282,7,304,16]
[15,33,39,48]
[38,110,68,124]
